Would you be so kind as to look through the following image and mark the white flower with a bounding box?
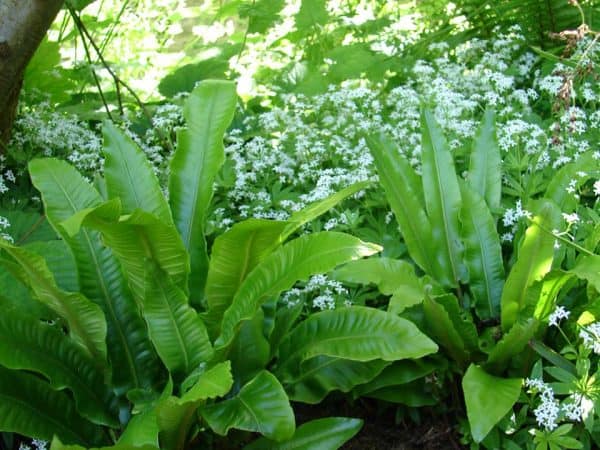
[548,305,570,326]
[562,213,579,225]
[580,322,600,354]
[594,180,600,196]
[525,378,559,430]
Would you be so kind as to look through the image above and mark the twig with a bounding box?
[69,8,114,120]
[69,8,175,153]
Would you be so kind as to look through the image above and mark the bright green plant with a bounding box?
[0,80,438,449]
[340,107,600,444]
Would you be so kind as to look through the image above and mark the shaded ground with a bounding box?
[295,398,467,450]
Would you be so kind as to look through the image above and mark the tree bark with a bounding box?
[0,0,64,147]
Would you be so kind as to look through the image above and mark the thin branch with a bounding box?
[69,8,114,120]
[69,8,175,153]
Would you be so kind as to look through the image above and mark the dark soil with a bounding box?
[294,398,467,450]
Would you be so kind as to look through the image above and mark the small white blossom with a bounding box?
[548,305,570,326]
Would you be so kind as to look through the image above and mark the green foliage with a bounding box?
[462,365,522,443]
[1,80,438,450]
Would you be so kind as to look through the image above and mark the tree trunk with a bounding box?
[0,0,64,147]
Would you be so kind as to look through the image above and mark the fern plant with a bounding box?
[0,80,438,450]
[355,108,600,443]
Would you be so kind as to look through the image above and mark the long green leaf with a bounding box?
[157,362,233,450]
[63,203,208,376]
[284,181,371,238]
[485,318,538,374]
[460,182,504,320]
[334,256,421,296]
[25,240,79,293]
[353,359,439,397]
[0,310,117,427]
[200,371,295,441]
[0,366,107,446]
[277,306,438,378]
[366,133,434,274]
[143,264,213,377]
[501,200,561,331]
[203,219,289,338]
[169,81,237,302]
[334,256,431,314]
[463,365,522,443]
[467,109,501,210]
[103,121,172,224]
[244,417,362,450]
[0,240,107,362]
[283,357,388,404]
[423,293,470,365]
[215,232,381,353]
[205,183,370,338]
[29,158,161,393]
[420,109,466,286]
[62,204,190,302]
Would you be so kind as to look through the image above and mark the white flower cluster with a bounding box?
[501,200,532,242]
[9,101,103,173]
[525,377,561,430]
[579,322,600,355]
[0,215,11,243]
[525,376,590,432]
[282,274,349,311]
[19,439,47,450]
[548,305,570,327]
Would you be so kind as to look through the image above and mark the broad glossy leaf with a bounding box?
[367,133,434,275]
[200,371,295,441]
[334,256,421,296]
[245,417,362,450]
[284,357,388,404]
[142,264,213,377]
[169,81,237,302]
[0,366,107,446]
[118,379,175,448]
[277,306,438,379]
[269,300,304,356]
[363,381,437,407]
[467,109,501,210]
[463,365,522,443]
[215,232,381,352]
[25,240,79,292]
[63,202,204,375]
[205,184,369,337]
[353,359,439,397]
[204,219,289,338]
[158,362,233,450]
[229,310,270,385]
[0,310,117,427]
[62,204,190,302]
[29,158,160,393]
[534,271,574,321]
[420,109,466,286]
[460,183,504,320]
[485,318,539,374]
[0,263,55,319]
[0,240,107,361]
[51,437,158,450]
[423,293,469,365]
[501,200,561,331]
[103,121,172,224]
